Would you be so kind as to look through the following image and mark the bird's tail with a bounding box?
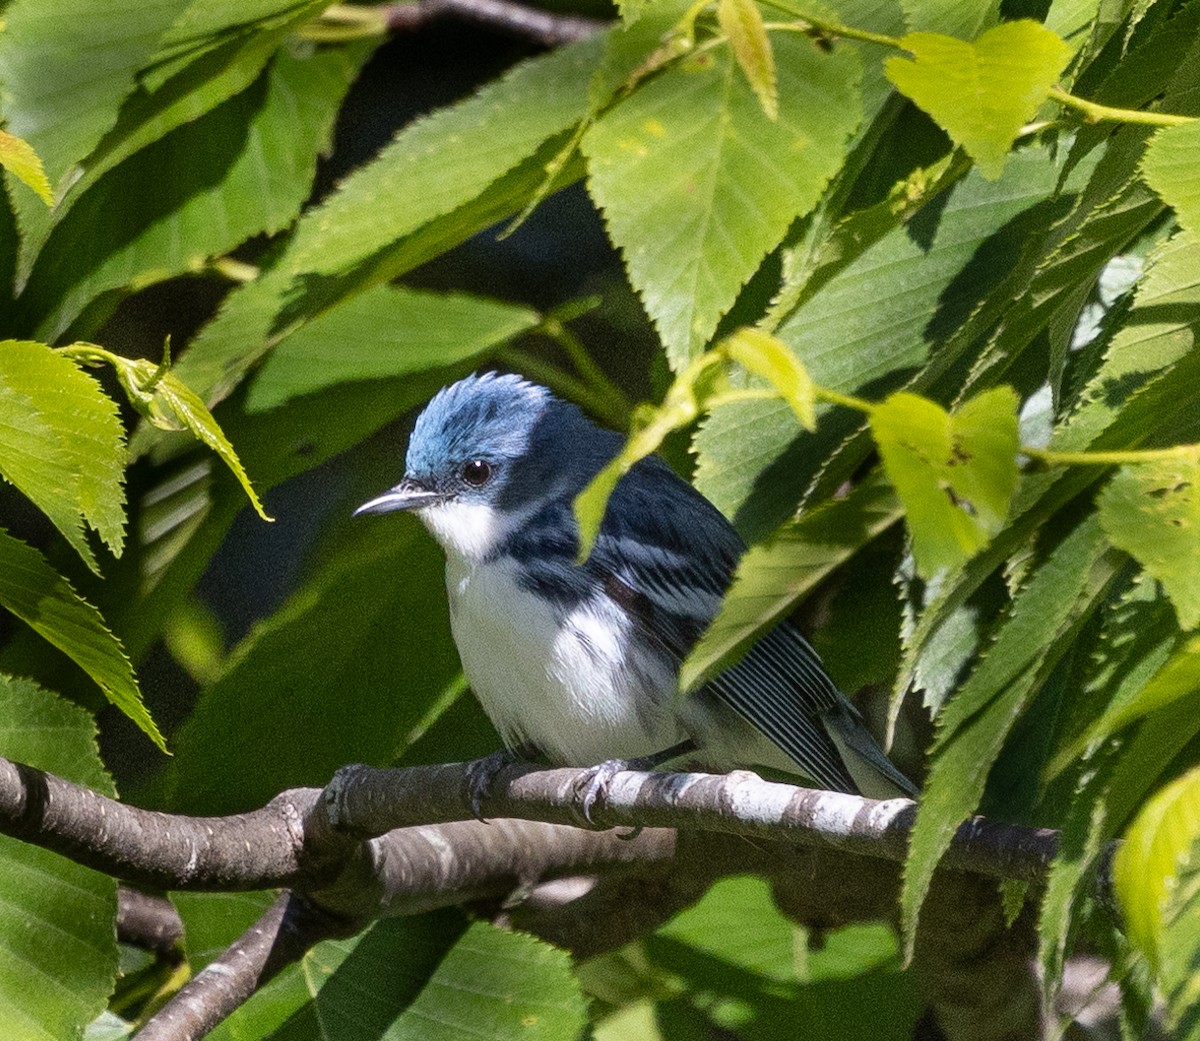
[822,703,918,800]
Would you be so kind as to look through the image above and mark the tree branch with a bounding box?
[382,0,605,45]
[324,761,1066,883]
[134,892,350,1041]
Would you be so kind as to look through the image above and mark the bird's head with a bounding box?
[355,373,614,562]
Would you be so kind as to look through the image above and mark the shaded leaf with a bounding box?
[160,522,457,814]
[247,287,539,411]
[885,21,1071,179]
[0,340,126,569]
[717,0,777,120]
[1140,117,1200,242]
[694,146,1075,538]
[171,36,602,407]
[206,916,585,1041]
[583,33,861,367]
[681,473,901,690]
[22,40,368,341]
[0,675,117,1041]
[1098,453,1200,628]
[0,130,53,206]
[0,529,164,750]
[900,513,1118,955]
[869,387,1019,576]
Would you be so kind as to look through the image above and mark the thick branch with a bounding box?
[325,762,1065,883]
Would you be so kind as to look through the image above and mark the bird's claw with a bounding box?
[464,749,522,820]
[576,758,630,826]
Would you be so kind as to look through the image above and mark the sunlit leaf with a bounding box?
[0,130,53,206]
[0,530,164,750]
[717,0,777,120]
[1099,453,1200,629]
[1141,120,1200,243]
[869,387,1019,576]
[885,21,1071,179]
[0,340,126,569]
[1114,765,1200,972]
[720,327,816,430]
[583,33,861,367]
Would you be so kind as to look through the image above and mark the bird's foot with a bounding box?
[575,758,631,826]
[464,748,529,820]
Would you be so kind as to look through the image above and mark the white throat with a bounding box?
[415,499,514,564]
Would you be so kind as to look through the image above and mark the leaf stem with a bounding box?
[499,347,630,429]
[815,386,874,413]
[1024,444,1198,467]
[1048,86,1197,127]
[757,0,903,47]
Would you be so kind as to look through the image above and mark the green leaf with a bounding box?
[583,33,861,367]
[720,327,816,430]
[900,0,1000,39]
[0,130,53,206]
[171,891,276,972]
[869,387,1019,576]
[0,340,126,569]
[10,2,332,286]
[68,346,270,522]
[207,916,586,1041]
[681,473,901,690]
[694,145,1076,537]
[0,529,164,750]
[1056,634,1200,773]
[1114,765,1200,973]
[170,36,602,407]
[160,522,458,814]
[0,0,187,187]
[286,38,601,282]
[1140,116,1200,242]
[1098,454,1200,629]
[21,40,368,341]
[900,512,1118,956]
[247,287,539,412]
[718,0,778,120]
[885,21,1071,179]
[0,675,118,1041]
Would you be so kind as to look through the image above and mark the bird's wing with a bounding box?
[583,459,857,791]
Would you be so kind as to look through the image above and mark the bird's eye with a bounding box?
[461,459,492,486]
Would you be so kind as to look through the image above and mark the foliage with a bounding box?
[1,0,1199,1036]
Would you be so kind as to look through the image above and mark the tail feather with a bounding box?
[823,703,918,800]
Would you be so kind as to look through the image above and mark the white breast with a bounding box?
[444,554,681,765]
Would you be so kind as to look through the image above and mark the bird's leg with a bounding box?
[576,738,697,826]
[464,744,540,820]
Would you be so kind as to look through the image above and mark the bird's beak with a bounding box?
[353,477,445,516]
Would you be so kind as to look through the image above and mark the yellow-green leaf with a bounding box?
[885,21,1071,179]
[575,352,726,557]
[0,340,127,571]
[720,327,816,430]
[1098,453,1200,629]
[1114,766,1200,972]
[0,129,52,206]
[717,0,777,120]
[1141,121,1200,270]
[0,530,164,751]
[869,387,1019,576]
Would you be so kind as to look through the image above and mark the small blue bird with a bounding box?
[357,373,915,813]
